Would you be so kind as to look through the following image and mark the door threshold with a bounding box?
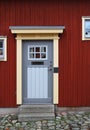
[23,103,53,105]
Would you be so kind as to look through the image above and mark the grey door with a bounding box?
[22,40,53,104]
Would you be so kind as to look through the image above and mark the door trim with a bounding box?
[10,26,65,104]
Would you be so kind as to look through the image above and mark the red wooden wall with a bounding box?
[0,0,90,107]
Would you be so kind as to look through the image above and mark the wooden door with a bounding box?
[22,40,53,104]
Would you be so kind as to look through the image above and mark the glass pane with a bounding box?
[30,47,34,52]
[36,47,40,52]
[41,47,46,52]
[85,20,90,29]
[0,49,3,55]
[36,53,40,58]
[30,53,34,58]
[41,53,46,58]
[0,42,3,48]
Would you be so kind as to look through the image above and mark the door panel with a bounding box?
[27,67,48,98]
[22,40,53,104]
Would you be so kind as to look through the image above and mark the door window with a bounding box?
[28,45,47,60]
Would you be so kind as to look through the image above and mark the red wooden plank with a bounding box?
[0,0,90,107]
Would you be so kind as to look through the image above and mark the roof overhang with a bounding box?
[9,26,65,34]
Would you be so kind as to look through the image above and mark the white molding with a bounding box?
[53,39,58,67]
[53,74,58,104]
[16,34,59,105]
[16,39,22,104]
[10,27,65,105]
[11,29,64,34]
[16,34,60,40]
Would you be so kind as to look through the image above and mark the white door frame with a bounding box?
[9,26,65,104]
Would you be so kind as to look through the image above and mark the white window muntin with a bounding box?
[82,16,90,40]
[28,45,48,60]
[0,36,7,61]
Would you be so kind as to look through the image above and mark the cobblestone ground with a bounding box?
[0,111,90,130]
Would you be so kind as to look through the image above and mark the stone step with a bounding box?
[19,104,54,114]
[18,113,55,121]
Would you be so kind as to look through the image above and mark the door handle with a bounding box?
[48,67,53,71]
[48,69,52,71]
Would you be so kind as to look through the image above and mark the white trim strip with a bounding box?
[16,39,22,104]
[53,73,58,104]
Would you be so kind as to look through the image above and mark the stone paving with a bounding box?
[0,111,90,130]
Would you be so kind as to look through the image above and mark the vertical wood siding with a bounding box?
[27,67,48,98]
[0,0,90,106]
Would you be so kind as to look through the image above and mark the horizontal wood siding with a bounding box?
[0,0,90,106]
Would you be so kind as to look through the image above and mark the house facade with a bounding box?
[0,0,90,107]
